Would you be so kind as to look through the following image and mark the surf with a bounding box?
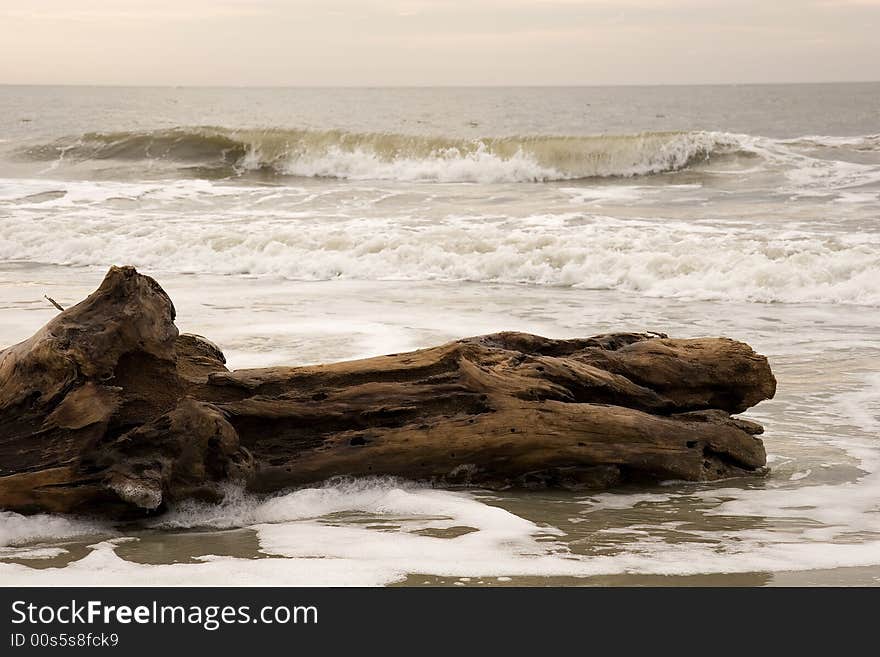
[15,127,751,182]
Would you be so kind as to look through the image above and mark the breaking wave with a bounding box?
[17,127,749,182]
[1,193,877,305]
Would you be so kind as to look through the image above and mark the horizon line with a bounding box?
[2,80,879,89]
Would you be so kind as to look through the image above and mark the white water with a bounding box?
[1,167,878,306]
[1,85,879,586]
[17,128,745,182]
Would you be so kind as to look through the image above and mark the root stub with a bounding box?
[0,266,777,517]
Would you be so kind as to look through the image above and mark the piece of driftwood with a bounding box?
[43,295,65,312]
[0,266,776,518]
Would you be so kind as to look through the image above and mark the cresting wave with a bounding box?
[16,127,748,182]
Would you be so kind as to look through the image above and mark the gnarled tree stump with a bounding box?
[0,266,776,517]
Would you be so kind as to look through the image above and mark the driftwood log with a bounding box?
[0,266,776,518]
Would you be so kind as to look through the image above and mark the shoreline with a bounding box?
[1,266,878,583]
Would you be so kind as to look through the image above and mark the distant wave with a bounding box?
[16,127,752,182]
[780,134,880,151]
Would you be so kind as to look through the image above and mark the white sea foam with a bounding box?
[0,511,109,547]
[835,191,879,204]
[147,477,492,530]
[0,539,397,586]
[1,196,877,305]
[5,532,880,585]
[4,475,880,585]
[259,130,734,182]
[0,546,68,560]
[270,144,564,184]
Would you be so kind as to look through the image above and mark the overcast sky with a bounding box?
[1,0,878,86]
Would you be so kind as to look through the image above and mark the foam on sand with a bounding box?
[4,452,880,585]
[0,511,109,549]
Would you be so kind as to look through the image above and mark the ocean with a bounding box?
[0,84,878,585]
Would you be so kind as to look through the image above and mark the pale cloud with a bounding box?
[0,1,267,22]
[0,0,877,85]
